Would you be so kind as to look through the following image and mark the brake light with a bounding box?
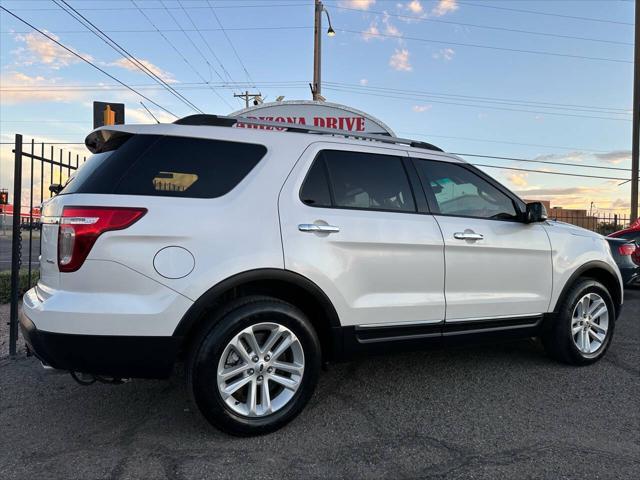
[58,206,147,272]
[618,243,636,256]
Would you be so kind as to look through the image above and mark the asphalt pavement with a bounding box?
[0,292,638,480]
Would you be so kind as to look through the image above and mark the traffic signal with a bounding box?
[0,190,8,205]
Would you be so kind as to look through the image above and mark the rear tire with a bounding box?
[187,296,321,436]
[542,279,615,365]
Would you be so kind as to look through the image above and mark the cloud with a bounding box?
[362,22,381,41]
[389,48,412,71]
[431,0,458,17]
[338,0,375,9]
[532,150,631,166]
[432,47,455,61]
[412,104,432,112]
[126,107,176,124]
[359,78,369,85]
[13,31,92,69]
[109,58,176,83]
[362,12,402,41]
[593,150,631,165]
[506,172,528,188]
[406,1,423,14]
[0,71,84,104]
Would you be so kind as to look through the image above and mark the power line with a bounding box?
[325,81,631,115]
[52,0,203,114]
[4,3,310,12]
[398,132,615,154]
[0,6,178,118]
[174,0,234,83]
[334,5,633,46]
[339,29,632,64]
[132,0,233,110]
[206,0,257,88]
[0,26,312,35]
[323,85,632,122]
[470,163,630,182]
[454,153,631,171]
[457,1,634,26]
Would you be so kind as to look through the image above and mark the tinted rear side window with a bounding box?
[322,150,415,212]
[62,135,266,198]
[300,159,332,207]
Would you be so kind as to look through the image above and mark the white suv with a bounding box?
[21,115,623,435]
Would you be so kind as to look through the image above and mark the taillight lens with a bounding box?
[58,206,147,272]
[618,243,636,256]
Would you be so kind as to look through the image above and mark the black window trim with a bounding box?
[410,157,528,223]
[298,149,425,216]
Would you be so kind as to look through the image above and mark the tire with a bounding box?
[187,296,321,436]
[542,279,615,366]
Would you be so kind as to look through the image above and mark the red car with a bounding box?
[608,219,640,266]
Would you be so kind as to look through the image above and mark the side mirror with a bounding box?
[49,183,63,195]
[524,202,548,223]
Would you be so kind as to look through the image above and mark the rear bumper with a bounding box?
[618,266,640,286]
[20,311,181,379]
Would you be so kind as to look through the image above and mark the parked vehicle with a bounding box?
[609,220,640,266]
[21,115,624,435]
[604,237,639,286]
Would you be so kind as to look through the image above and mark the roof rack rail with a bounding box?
[173,114,444,152]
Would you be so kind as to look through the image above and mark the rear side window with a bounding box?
[300,150,416,213]
[62,135,266,198]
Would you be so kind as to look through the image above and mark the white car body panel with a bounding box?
[279,142,446,327]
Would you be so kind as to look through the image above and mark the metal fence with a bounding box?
[7,134,84,357]
[547,211,630,236]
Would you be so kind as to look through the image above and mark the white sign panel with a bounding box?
[229,100,395,136]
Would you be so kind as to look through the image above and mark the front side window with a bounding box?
[414,159,517,219]
[300,150,416,212]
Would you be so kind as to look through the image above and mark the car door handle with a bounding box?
[298,224,340,234]
[454,231,484,240]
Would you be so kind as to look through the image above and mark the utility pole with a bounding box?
[311,0,334,102]
[312,0,322,101]
[631,0,639,222]
[234,90,262,109]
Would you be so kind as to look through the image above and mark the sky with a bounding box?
[0,0,636,216]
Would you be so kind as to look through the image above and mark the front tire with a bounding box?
[542,279,615,365]
[187,296,321,436]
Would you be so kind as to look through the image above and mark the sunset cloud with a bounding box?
[338,0,375,9]
[13,31,92,69]
[389,48,412,71]
[109,58,176,83]
[0,71,84,104]
[433,47,455,61]
[431,0,458,17]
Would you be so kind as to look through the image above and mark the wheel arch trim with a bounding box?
[172,268,341,339]
[552,260,623,316]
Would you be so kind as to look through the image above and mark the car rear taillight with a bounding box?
[617,243,636,256]
[58,206,147,272]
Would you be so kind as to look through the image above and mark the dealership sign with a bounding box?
[229,100,395,136]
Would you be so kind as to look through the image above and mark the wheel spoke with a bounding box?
[222,375,252,396]
[572,324,583,336]
[271,334,294,361]
[588,328,603,342]
[269,372,299,391]
[247,379,257,415]
[587,297,604,315]
[219,363,247,380]
[590,305,608,321]
[228,339,252,365]
[591,322,607,334]
[261,327,284,355]
[272,360,304,376]
[582,330,591,352]
[243,330,261,357]
[261,379,272,414]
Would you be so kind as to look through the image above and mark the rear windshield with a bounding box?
[61,134,266,198]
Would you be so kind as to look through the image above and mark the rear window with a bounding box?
[61,135,266,198]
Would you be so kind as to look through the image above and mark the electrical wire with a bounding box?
[333,5,633,46]
[52,0,203,114]
[132,0,233,110]
[338,29,632,64]
[0,6,178,118]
